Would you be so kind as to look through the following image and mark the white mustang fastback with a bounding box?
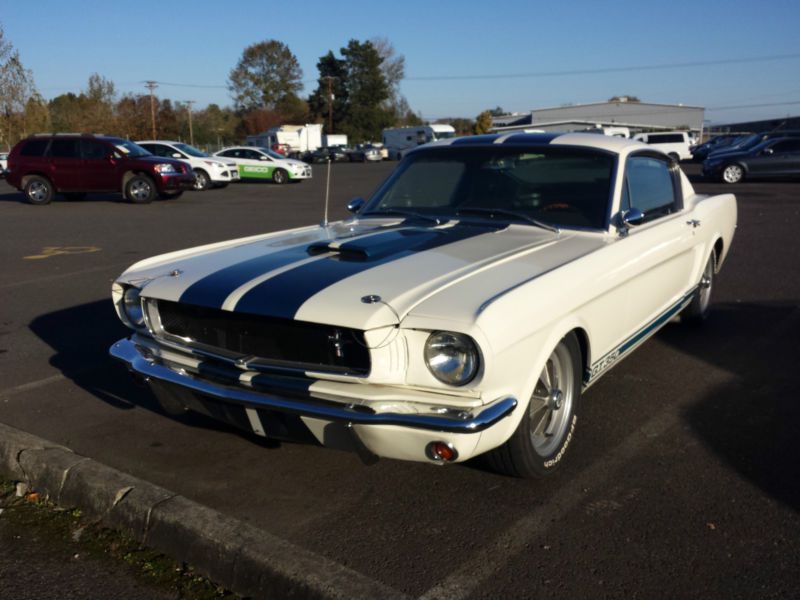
[110,133,737,477]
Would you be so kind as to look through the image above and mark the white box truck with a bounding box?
[382,124,456,159]
[323,134,348,148]
[246,124,323,158]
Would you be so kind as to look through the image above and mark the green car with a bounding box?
[214,146,312,184]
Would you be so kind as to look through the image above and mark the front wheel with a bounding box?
[272,169,288,184]
[487,333,582,478]
[193,169,210,191]
[24,175,54,205]
[124,175,156,204]
[683,252,716,324]
[721,164,744,183]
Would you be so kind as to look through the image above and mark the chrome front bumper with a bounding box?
[109,338,517,434]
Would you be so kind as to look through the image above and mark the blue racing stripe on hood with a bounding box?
[234,224,490,319]
[179,245,312,308]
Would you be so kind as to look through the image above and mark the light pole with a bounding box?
[144,81,158,139]
[185,100,195,146]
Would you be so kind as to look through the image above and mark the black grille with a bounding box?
[156,300,370,375]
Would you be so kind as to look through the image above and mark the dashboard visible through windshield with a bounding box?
[365,147,615,230]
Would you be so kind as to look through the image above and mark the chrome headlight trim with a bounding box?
[424,331,480,386]
[122,286,145,329]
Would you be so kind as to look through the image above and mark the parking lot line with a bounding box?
[418,396,698,600]
[0,262,132,290]
[0,374,66,399]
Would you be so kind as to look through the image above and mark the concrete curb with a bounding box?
[0,422,409,599]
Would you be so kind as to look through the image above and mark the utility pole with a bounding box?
[144,81,158,139]
[185,100,195,146]
[323,76,335,134]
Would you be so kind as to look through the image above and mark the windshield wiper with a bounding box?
[361,209,445,225]
[455,207,560,233]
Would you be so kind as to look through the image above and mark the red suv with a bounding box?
[6,134,195,205]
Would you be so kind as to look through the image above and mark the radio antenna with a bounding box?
[321,157,332,227]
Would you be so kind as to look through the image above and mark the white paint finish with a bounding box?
[245,408,266,437]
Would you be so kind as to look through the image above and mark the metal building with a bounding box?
[491,99,705,134]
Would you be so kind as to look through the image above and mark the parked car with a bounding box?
[631,131,693,161]
[346,144,382,162]
[136,140,239,191]
[302,146,349,164]
[0,152,8,177]
[213,146,311,184]
[109,133,736,478]
[706,130,800,160]
[690,134,743,162]
[5,134,194,205]
[703,137,800,183]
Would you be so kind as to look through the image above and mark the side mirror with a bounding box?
[172,152,183,159]
[620,208,645,228]
[259,155,268,161]
[347,197,366,213]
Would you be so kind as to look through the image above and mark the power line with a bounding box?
[403,52,800,82]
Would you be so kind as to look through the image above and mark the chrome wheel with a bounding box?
[28,181,49,202]
[193,170,209,190]
[272,169,287,184]
[129,179,152,201]
[698,254,714,314]
[529,342,576,456]
[722,164,743,183]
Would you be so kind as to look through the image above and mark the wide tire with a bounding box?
[722,164,744,183]
[683,252,716,324]
[487,332,582,478]
[272,168,288,184]
[124,175,156,204]
[193,169,210,191]
[24,175,54,205]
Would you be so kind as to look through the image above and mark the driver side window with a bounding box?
[623,156,678,221]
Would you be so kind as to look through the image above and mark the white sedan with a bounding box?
[109,133,736,477]
[213,146,311,184]
[136,140,239,191]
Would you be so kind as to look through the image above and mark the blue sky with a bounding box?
[2,0,799,125]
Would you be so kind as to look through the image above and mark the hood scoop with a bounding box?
[307,228,445,261]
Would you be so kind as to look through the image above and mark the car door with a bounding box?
[614,154,701,338]
[47,138,83,190]
[761,139,800,176]
[80,139,118,190]
[239,149,274,179]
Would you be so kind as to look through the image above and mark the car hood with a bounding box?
[119,219,604,330]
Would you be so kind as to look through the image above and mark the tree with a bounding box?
[0,26,39,146]
[228,40,303,112]
[369,37,408,120]
[489,106,506,116]
[438,117,474,136]
[608,95,640,103]
[338,39,393,142]
[474,110,493,134]
[308,51,349,133]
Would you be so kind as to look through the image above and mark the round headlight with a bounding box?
[122,287,145,328]
[424,331,479,386]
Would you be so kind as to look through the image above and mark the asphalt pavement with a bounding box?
[0,162,798,598]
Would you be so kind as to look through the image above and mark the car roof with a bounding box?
[136,140,182,145]
[416,132,645,155]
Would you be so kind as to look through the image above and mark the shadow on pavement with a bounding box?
[27,298,279,447]
[661,301,800,512]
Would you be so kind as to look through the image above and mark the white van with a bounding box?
[631,131,693,161]
[382,124,456,159]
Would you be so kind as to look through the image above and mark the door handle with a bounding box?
[686,219,701,228]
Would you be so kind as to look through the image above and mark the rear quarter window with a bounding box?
[20,139,49,157]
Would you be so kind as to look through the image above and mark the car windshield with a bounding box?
[363,147,614,230]
[112,140,151,158]
[173,143,208,158]
[432,131,456,140]
[256,147,285,160]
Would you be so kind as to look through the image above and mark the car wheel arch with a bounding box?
[21,172,53,189]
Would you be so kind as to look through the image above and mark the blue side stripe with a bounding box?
[234,225,490,319]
